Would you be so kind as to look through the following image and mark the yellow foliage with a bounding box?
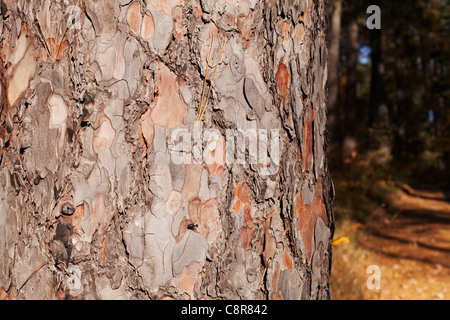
[332,236,350,246]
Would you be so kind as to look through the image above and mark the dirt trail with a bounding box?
[359,185,450,299]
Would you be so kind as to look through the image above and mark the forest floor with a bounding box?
[331,182,450,300]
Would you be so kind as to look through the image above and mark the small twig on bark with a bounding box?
[18,261,48,291]
[196,35,214,125]
[196,36,227,126]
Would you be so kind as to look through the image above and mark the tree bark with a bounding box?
[0,0,333,300]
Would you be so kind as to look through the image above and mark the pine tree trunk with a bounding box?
[0,0,333,300]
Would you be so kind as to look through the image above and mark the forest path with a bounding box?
[359,184,450,299]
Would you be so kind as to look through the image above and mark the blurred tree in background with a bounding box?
[328,2,450,299]
[328,0,450,187]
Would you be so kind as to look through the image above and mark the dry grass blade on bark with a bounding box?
[196,37,227,126]
[196,35,214,125]
[33,13,70,61]
[18,261,48,291]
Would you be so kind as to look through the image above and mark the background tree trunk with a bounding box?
[327,0,342,148]
[343,1,358,157]
[0,0,333,300]
[367,0,387,151]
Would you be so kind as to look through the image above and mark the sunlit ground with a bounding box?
[331,177,450,300]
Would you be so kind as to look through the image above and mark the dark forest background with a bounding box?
[328,0,449,184]
[327,0,450,299]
